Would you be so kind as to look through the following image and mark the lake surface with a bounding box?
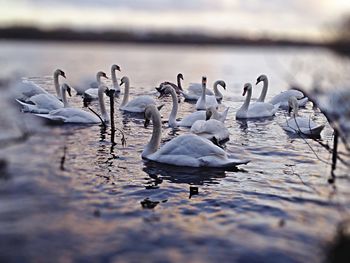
[0,41,349,263]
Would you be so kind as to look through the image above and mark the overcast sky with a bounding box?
[1,0,350,40]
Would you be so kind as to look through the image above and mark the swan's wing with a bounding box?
[14,80,48,100]
[179,111,205,127]
[125,96,156,109]
[248,102,277,118]
[188,83,214,96]
[206,95,218,108]
[269,90,305,105]
[282,117,324,135]
[30,94,63,111]
[297,97,309,107]
[46,108,99,123]
[16,99,50,114]
[84,88,99,99]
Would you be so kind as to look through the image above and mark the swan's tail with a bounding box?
[272,102,280,114]
[15,99,49,114]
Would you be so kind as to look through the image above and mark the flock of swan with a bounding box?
[13,65,326,169]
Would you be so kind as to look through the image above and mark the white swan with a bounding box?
[111,64,121,92]
[15,69,66,101]
[16,91,65,114]
[84,71,108,99]
[236,83,279,119]
[159,84,229,128]
[281,96,325,136]
[142,105,249,168]
[119,76,157,113]
[256,74,308,109]
[190,108,230,144]
[195,77,219,110]
[183,80,226,101]
[36,83,109,124]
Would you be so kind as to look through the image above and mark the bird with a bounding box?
[236,83,279,119]
[281,96,325,136]
[83,71,109,100]
[14,69,66,101]
[119,76,157,113]
[256,74,308,110]
[35,83,109,124]
[156,73,184,95]
[158,84,229,128]
[190,107,230,145]
[195,77,219,110]
[111,64,121,93]
[182,80,226,101]
[141,104,250,168]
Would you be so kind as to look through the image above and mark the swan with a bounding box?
[182,80,226,101]
[157,73,183,95]
[119,76,157,113]
[281,96,325,136]
[195,77,219,110]
[236,83,279,119]
[16,92,64,114]
[111,64,121,92]
[159,84,229,128]
[84,71,108,99]
[256,74,308,109]
[36,83,109,124]
[190,108,230,144]
[15,69,66,101]
[142,104,250,168]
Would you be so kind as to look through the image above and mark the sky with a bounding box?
[1,0,350,40]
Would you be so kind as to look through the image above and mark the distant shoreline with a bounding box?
[0,26,348,54]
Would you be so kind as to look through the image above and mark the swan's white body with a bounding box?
[256,75,308,110]
[36,84,109,124]
[84,71,108,100]
[16,93,64,114]
[142,105,249,168]
[160,85,228,128]
[119,76,156,113]
[183,80,226,101]
[236,83,279,119]
[195,78,219,110]
[281,97,324,136]
[191,118,230,143]
[14,69,65,101]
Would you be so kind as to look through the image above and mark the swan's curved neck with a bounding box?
[257,78,268,102]
[98,86,109,122]
[143,108,162,158]
[54,72,61,98]
[240,89,251,112]
[213,81,223,98]
[60,86,69,107]
[120,80,130,107]
[168,88,178,127]
[111,69,120,91]
[177,75,182,90]
[291,100,299,117]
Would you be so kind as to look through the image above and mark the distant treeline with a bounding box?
[0,26,324,47]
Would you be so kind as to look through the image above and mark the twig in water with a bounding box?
[88,106,106,128]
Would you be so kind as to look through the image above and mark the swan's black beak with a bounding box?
[116,65,121,71]
[67,86,72,97]
[222,83,226,90]
[61,71,66,79]
[242,88,247,96]
[119,80,124,86]
[144,118,150,128]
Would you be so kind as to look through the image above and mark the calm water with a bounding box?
[0,41,349,263]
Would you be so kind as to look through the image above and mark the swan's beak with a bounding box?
[61,72,66,79]
[116,66,121,71]
[256,78,261,85]
[67,87,72,97]
[119,80,124,86]
[242,89,247,96]
[144,119,150,128]
[222,83,226,90]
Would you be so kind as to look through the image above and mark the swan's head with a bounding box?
[243,83,252,96]
[206,107,216,120]
[55,69,66,79]
[144,105,157,128]
[256,74,267,85]
[202,76,207,87]
[61,83,72,97]
[177,73,184,80]
[120,76,129,86]
[216,80,226,90]
[111,64,121,72]
[157,84,174,98]
[288,96,298,114]
[97,71,108,80]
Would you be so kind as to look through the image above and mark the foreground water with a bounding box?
[0,41,349,262]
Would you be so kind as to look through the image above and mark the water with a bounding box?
[0,41,349,262]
